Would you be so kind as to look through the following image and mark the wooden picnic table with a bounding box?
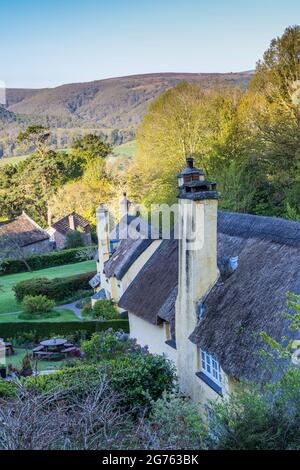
[33,339,76,360]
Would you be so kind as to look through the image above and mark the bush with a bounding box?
[0,246,96,275]
[81,304,93,317]
[0,320,129,344]
[22,295,55,314]
[65,230,84,249]
[0,380,17,398]
[24,365,101,394]
[13,271,95,303]
[81,329,148,361]
[141,392,207,449]
[92,300,119,320]
[108,353,176,409]
[24,353,176,410]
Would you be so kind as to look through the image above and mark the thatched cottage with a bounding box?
[0,212,52,258]
[95,158,300,403]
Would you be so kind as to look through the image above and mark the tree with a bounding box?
[130,82,243,206]
[65,230,84,249]
[0,234,32,272]
[17,125,51,157]
[71,134,111,162]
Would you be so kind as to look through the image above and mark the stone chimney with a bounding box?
[68,213,76,231]
[175,157,219,399]
[96,205,110,273]
[120,192,129,218]
[47,208,53,228]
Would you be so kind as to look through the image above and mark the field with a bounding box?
[0,140,137,166]
[0,154,29,166]
[0,260,95,314]
[112,140,137,159]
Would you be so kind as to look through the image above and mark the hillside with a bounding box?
[0,72,253,157]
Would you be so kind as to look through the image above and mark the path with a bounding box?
[56,301,83,319]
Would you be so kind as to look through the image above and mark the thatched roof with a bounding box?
[119,211,300,382]
[104,217,159,280]
[51,212,90,234]
[0,212,49,247]
[119,238,178,325]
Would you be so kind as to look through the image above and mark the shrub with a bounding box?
[22,295,55,314]
[140,392,207,449]
[108,353,176,409]
[81,329,148,361]
[0,246,96,275]
[92,300,119,320]
[0,320,129,344]
[25,365,104,394]
[0,380,17,398]
[13,271,95,302]
[81,304,93,317]
[65,230,84,249]
[24,353,176,410]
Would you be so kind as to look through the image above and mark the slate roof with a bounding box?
[51,212,90,234]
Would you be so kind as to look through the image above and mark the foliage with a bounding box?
[0,233,33,272]
[17,125,51,157]
[65,230,84,249]
[13,271,95,302]
[0,147,85,226]
[130,26,300,220]
[21,295,55,315]
[140,392,208,450]
[0,246,96,276]
[92,299,119,320]
[207,371,300,450]
[0,320,129,344]
[25,352,176,410]
[81,329,148,361]
[72,134,111,162]
[107,353,176,409]
[48,177,113,227]
[0,380,17,398]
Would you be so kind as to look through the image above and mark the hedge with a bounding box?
[13,272,96,302]
[0,319,129,342]
[0,246,97,275]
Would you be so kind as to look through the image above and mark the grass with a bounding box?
[0,154,30,166]
[0,260,95,314]
[0,309,79,323]
[112,140,137,159]
[6,347,69,371]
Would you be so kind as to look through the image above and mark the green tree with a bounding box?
[17,125,51,157]
[71,134,111,162]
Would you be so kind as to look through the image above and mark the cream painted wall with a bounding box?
[128,313,177,364]
[103,239,162,309]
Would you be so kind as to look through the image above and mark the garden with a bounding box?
[0,259,96,314]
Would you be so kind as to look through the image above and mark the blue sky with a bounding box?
[1,0,299,88]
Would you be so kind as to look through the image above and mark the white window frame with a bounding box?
[200,349,222,386]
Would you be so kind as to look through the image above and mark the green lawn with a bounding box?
[6,347,70,371]
[0,260,95,314]
[0,308,79,323]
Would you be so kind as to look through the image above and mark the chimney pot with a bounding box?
[186,157,194,169]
